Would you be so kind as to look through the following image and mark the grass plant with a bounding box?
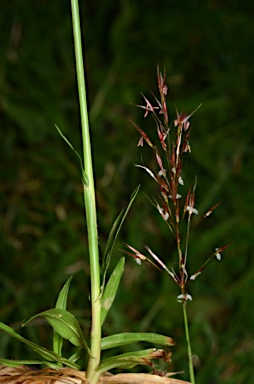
[0,1,230,384]
[1,1,252,382]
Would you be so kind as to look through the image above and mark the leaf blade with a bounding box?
[55,124,88,186]
[0,358,71,369]
[0,321,79,369]
[97,348,167,374]
[101,185,140,281]
[101,332,175,350]
[53,276,73,357]
[23,308,90,353]
[101,257,125,326]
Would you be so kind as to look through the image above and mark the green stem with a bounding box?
[70,1,101,382]
[182,302,195,384]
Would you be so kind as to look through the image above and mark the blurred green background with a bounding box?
[0,1,253,383]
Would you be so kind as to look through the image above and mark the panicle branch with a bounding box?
[128,68,230,301]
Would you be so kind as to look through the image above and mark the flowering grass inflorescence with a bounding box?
[124,67,231,383]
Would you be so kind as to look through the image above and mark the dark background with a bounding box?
[0,1,253,383]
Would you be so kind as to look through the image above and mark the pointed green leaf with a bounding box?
[101,257,125,326]
[97,348,164,374]
[53,277,73,357]
[68,347,84,363]
[101,332,175,350]
[55,277,73,309]
[23,308,89,353]
[55,125,89,186]
[0,321,79,369]
[0,358,74,369]
[101,185,140,282]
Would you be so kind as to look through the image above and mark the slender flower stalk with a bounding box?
[71,1,101,383]
[182,302,195,384]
